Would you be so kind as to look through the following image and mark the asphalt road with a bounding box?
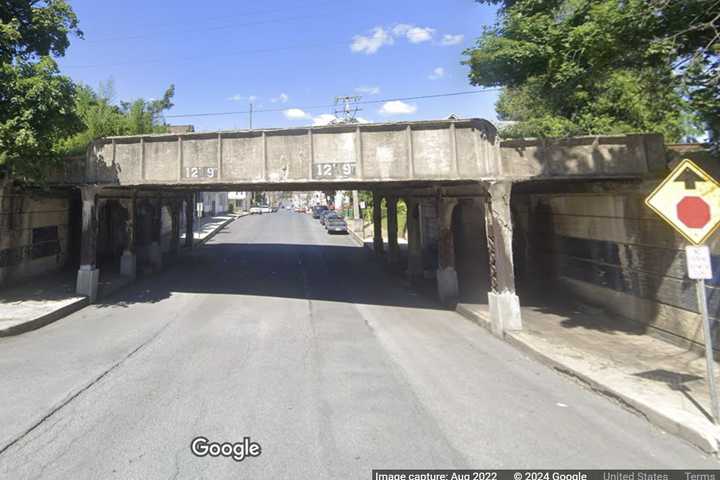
[0,210,717,479]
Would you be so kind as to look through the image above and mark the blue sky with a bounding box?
[59,0,500,131]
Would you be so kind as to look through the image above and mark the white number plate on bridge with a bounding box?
[314,163,356,179]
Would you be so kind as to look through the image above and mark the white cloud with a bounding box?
[351,23,438,54]
[350,27,394,55]
[392,23,434,43]
[227,94,257,102]
[391,24,411,36]
[355,85,381,96]
[271,93,289,104]
[405,26,435,43]
[428,67,445,80]
[379,101,417,115]
[440,34,464,46]
[284,108,309,120]
[356,117,370,124]
[313,114,337,126]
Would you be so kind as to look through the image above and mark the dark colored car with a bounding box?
[325,214,348,234]
[312,205,328,219]
[319,210,332,226]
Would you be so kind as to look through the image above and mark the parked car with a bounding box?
[312,205,328,219]
[319,210,334,226]
[325,214,348,234]
[250,205,273,214]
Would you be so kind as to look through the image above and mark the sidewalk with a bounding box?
[181,212,247,246]
[0,212,244,336]
[457,297,720,453]
[347,219,409,249]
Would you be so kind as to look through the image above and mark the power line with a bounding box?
[62,41,348,69]
[85,0,333,43]
[163,90,502,119]
[84,3,339,44]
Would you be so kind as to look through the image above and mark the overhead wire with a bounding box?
[163,90,503,119]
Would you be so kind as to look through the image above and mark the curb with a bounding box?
[347,225,368,248]
[3,214,245,338]
[455,303,720,455]
[0,297,89,337]
[194,215,240,246]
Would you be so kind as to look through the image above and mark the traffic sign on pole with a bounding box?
[646,159,720,422]
[644,159,720,245]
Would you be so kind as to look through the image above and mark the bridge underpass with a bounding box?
[55,118,665,336]
[5,122,709,473]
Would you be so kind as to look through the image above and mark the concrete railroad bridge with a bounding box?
[52,118,666,334]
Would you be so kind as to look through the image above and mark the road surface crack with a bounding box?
[0,320,174,458]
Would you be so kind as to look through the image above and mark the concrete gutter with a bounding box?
[456,303,720,454]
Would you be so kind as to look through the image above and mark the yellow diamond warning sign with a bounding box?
[645,158,720,245]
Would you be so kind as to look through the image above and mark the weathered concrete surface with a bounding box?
[51,121,664,190]
[75,266,99,302]
[0,211,716,479]
[499,133,666,178]
[512,181,720,351]
[0,185,72,289]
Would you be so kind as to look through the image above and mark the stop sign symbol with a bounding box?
[676,196,711,228]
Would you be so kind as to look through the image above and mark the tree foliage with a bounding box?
[464,0,719,145]
[0,0,83,180]
[57,81,176,155]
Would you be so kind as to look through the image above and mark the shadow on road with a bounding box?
[93,241,444,311]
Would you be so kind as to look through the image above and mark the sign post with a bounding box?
[686,245,718,421]
[645,159,720,422]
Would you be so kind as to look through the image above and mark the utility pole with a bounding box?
[333,96,362,124]
[249,102,254,130]
[352,190,360,220]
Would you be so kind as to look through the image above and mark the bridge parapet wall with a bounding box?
[71,119,500,187]
[49,126,667,187]
[499,133,666,179]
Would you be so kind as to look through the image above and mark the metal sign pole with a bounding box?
[697,277,720,422]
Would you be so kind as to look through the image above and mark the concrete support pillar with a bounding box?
[120,192,137,278]
[485,181,522,335]
[76,187,100,302]
[170,198,180,256]
[436,196,459,306]
[372,193,384,256]
[405,198,423,281]
[386,196,399,265]
[148,199,163,271]
[352,190,360,220]
[185,193,194,249]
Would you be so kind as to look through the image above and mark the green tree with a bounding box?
[464,0,717,145]
[57,81,176,155]
[0,0,83,180]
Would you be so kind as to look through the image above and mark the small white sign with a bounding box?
[359,201,366,209]
[686,245,713,280]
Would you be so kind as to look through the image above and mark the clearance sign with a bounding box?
[644,158,720,245]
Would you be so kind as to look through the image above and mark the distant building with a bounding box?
[196,192,228,217]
